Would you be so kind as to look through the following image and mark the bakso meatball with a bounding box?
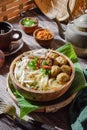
[51,65,61,77]
[55,56,67,66]
[48,51,59,59]
[61,65,72,75]
[46,58,53,66]
[56,72,70,84]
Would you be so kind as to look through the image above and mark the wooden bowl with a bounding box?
[19,17,38,34]
[9,49,75,102]
[7,74,77,113]
[33,28,54,48]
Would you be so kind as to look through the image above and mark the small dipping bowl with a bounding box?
[19,17,38,34]
[33,28,54,48]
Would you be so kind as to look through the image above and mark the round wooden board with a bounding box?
[7,75,76,113]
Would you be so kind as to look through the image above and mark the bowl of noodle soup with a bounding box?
[9,49,75,102]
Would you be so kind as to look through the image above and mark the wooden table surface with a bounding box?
[0,8,87,130]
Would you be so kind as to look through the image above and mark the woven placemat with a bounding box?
[34,0,87,22]
[34,0,76,21]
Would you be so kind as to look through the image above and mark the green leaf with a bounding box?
[9,80,39,118]
[17,96,39,118]
[57,43,78,63]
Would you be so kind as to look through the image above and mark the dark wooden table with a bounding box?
[0,8,87,130]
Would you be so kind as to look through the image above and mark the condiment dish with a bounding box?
[19,17,38,34]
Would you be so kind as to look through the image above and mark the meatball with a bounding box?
[56,72,70,84]
[51,65,61,77]
[46,58,53,66]
[47,51,59,59]
[61,65,72,75]
[53,59,59,65]
[55,56,67,66]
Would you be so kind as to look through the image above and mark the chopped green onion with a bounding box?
[28,58,38,70]
[40,68,51,75]
[41,60,47,66]
[21,18,37,26]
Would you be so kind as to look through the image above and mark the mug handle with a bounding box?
[12,30,22,41]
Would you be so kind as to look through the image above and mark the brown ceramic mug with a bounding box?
[0,21,22,50]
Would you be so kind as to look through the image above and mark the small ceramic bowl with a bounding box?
[33,28,54,48]
[19,17,38,34]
